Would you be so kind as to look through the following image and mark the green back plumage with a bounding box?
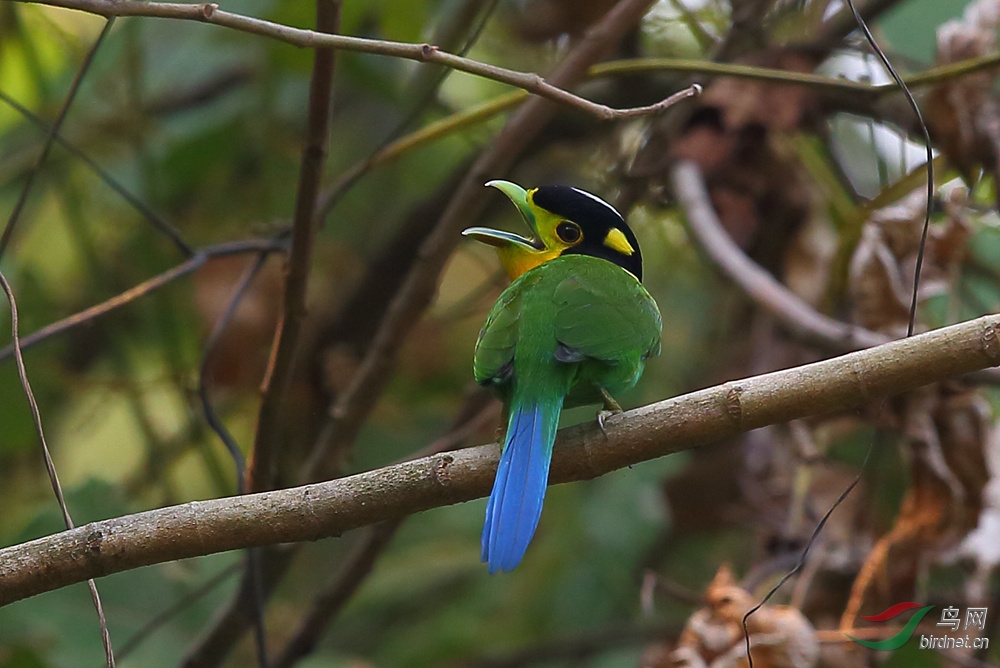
[474,254,661,402]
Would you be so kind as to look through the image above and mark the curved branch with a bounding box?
[2,313,1000,606]
[671,160,1000,385]
[671,160,887,353]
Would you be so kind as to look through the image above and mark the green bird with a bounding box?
[464,181,662,573]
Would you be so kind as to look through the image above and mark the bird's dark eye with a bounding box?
[556,222,582,244]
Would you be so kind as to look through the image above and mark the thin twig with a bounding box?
[12,1,1000,105]
[18,0,703,123]
[315,91,521,220]
[315,0,501,220]
[316,48,1000,223]
[391,0,500,144]
[843,0,934,338]
[0,19,115,260]
[741,435,874,667]
[197,254,271,667]
[0,89,194,256]
[3,312,1000,606]
[903,51,1000,88]
[199,256,268,494]
[117,562,242,660]
[813,0,902,48]
[0,238,287,363]
[0,269,116,667]
[270,520,402,668]
[250,0,341,494]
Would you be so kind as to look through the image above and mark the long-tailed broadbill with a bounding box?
[463,181,662,573]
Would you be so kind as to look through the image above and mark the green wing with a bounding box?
[551,259,661,365]
[473,281,523,386]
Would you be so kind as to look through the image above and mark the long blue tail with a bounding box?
[481,399,562,573]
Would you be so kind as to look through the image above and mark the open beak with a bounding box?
[461,180,543,251]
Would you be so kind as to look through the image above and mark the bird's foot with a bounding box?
[597,388,623,438]
[596,409,619,438]
[599,387,622,414]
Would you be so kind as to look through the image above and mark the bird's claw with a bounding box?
[596,409,619,439]
[596,388,623,439]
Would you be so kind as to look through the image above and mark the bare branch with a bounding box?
[0,20,114,260]
[250,0,340,494]
[0,238,287,363]
[671,160,888,353]
[0,270,116,667]
[0,89,193,256]
[17,0,699,121]
[2,313,1000,606]
[671,160,1000,384]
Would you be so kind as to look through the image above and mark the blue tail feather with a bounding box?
[481,400,561,573]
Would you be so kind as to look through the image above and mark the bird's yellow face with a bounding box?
[463,181,641,281]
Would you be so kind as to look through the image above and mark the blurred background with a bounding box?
[1,0,999,666]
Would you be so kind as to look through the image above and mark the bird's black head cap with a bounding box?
[531,185,643,280]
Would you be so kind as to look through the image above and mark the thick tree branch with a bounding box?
[2,313,1000,606]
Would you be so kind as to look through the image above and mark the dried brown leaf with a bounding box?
[927,0,1000,194]
[841,384,990,630]
[849,189,971,335]
[668,565,820,668]
[195,255,284,390]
